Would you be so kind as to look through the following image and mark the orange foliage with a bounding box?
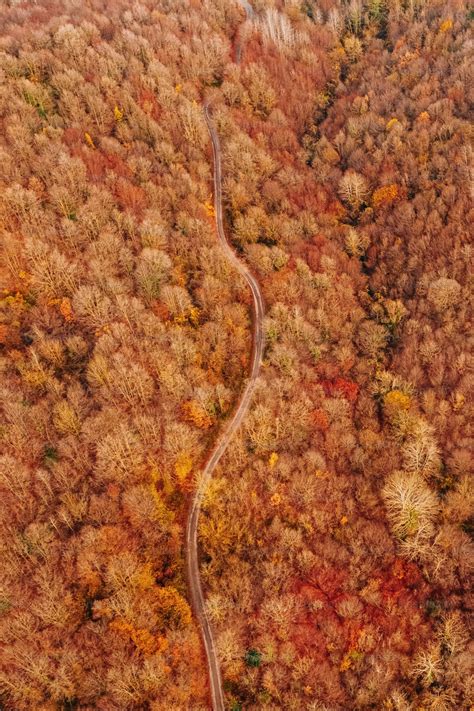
[181,400,214,429]
[322,378,359,403]
[203,198,216,218]
[47,296,74,322]
[155,587,192,627]
[172,263,187,287]
[372,184,400,208]
[439,18,453,32]
[270,492,282,506]
[81,570,102,596]
[383,389,411,414]
[174,452,193,481]
[268,452,278,468]
[173,306,200,326]
[59,297,74,321]
[106,482,121,499]
[312,408,329,431]
[138,89,161,119]
[110,618,168,656]
[135,562,156,590]
[152,301,171,321]
[84,131,95,149]
[115,179,147,216]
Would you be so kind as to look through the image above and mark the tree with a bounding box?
[382,471,439,556]
[338,172,369,211]
[135,248,171,300]
[427,277,462,313]
[244,649,262,667]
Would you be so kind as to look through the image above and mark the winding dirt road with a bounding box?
[184,104,264,711]
[235,0,254,62]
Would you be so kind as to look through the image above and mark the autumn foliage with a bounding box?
[0,0,472,709]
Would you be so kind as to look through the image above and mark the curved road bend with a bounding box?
[185,104,264,710]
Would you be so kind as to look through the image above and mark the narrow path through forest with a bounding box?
[185,4,260,709]
[184,103,265,711]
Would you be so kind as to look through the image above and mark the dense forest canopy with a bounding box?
[0,0,472,709]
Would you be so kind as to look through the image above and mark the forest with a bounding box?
[0,0,472,709]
